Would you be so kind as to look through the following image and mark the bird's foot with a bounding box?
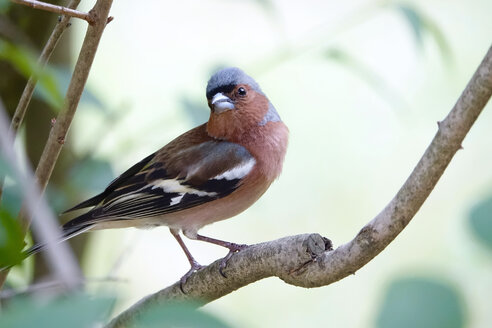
[219,243,248,278]
[180,259,204,293]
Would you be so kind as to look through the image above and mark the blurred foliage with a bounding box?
[0,40,106,113]
[469,195,492,251]
[0,205,24,267]
[0,0,489,326]
[393,3,451,62]
[0,295,231,328]
[0,181,22,217]
[134,302,231,328]
[0,293,115,328]
[376,277,466,328]
[0,40,63,110]
[1,154,22,216]
[325,47,404,108]
[0,158,25,267]
[249,0,275,16]
[180,96,209,126]
[44,66,108,112]
[0,0,11,14]
[67,157,114,195]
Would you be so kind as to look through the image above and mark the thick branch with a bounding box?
[0,0,113,290]
[107,44,492,328]
[10,0,94,24]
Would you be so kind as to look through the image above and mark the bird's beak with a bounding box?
[211,93,235,113]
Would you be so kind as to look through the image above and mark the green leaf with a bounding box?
[469,195,492,251]
[0,293,115,328]
[0,40,64,110]
[136,302,231,328]
[0,206,24,267]
[376,277,466,328]
[0,157,22,217]
[0,183,23,216]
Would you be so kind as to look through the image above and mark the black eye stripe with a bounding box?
[206,84,236,99]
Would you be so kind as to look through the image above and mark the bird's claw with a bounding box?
[219,243,248,278]
[179,261,204,294]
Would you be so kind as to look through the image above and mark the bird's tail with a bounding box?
[0,214,95,271]
[24,223,94,258]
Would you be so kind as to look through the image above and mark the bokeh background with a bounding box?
[1,0,492,327]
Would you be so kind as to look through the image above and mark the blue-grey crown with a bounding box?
[206,67,263,99]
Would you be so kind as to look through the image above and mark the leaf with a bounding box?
[136,302,231,328]
[0,40,64,110]
[250,0,275,15]
[395,4,424,47]
[394,3,452,61]
[0,183,23,216]
[376,277,466,328]
[469,195,492,251]
[0,293,115,328]
[0,156,22,216]
[0,206,24,267]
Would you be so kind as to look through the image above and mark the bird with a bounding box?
[24,67,289,287]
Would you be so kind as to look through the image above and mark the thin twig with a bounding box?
[107,44,492,328]
[0,0,114,290]
[9,0,82,135]
[10,0,94,24]
[0,0,82,202]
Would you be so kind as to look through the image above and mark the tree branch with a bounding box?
[10,0,94,24]
[0,0,113,290]
[30,0,113,227]
[0,0,81,202]
[9,0,82,135]
[107,44,492,328]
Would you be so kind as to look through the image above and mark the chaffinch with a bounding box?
[28,67,289,285]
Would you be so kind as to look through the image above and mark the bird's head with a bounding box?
[205,67,281,140]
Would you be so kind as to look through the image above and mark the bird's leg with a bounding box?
[169,228,204,292]
[184,231,248,277]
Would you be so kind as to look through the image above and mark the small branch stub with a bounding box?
[11,0,95,24]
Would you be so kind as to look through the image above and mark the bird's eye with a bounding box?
[237,87,247,96]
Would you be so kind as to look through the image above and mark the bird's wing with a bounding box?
[63,152,157,213]
[64,141,255,227]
